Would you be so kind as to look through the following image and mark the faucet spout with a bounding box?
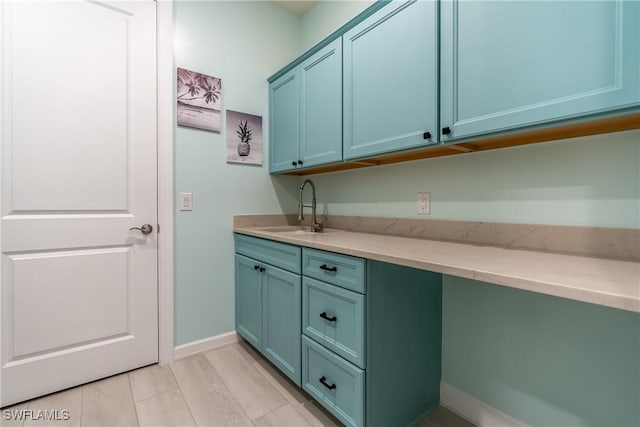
[297,186,304,220]
[298,179,323,232]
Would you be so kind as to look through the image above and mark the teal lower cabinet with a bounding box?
[301,248,443,427]
[234,235,302,386]
[364,261,442,427]
[235,235,442,426]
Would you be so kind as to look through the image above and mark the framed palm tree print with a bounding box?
[177,67,222,132]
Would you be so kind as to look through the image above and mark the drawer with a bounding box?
[302,248,365,293]
[303,277,365,368]
[235,234,301,274]
[302,336,364,427]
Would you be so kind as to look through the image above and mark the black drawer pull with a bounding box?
[291,161,297,166]
[423,131,431,139]
[442,126,451,135]
[319,376,336,390]
[254,265,260,270]
[259,267,265,272]
[320,312,337,322]
[319,264,337,272]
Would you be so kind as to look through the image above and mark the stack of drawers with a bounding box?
[300,248,367,427]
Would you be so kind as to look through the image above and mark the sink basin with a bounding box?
[258,226,327,235]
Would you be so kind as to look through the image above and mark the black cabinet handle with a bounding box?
[423,131,431,139]
[291,161,297,166]
[319,264,337,272]
[320,312,337,322]
[254,265,260,270]
[442,126,451,135]
[259,267,265,272]
[319,376,336,390]
[298,160,303,165]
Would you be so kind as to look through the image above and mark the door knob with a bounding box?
[129,224,153,234]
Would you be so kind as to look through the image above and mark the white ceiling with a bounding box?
[272,0,318,16]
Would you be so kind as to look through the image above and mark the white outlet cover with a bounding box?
[417,192,431,215]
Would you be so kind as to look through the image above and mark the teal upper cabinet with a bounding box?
[269,40,343,173]
[300,39,343,168]
[343,0,438,160]
[269,69,300,173]
[269,0,639,173]
[440,0,640,142]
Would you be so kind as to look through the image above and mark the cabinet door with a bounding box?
[300,39,343,168]
[235,255,262,349]
[262,265,302,386]
[269,68,300,173]
[440,0,640,141]
[343,0,438,160]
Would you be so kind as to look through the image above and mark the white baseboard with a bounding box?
[441,382,530,427]
[173,331,238,360]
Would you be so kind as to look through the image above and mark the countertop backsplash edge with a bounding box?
[233,214,640,261]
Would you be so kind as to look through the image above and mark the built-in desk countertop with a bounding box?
[233,225,640,313]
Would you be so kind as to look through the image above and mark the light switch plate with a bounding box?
[417,192,430,215]
[180,192,193,211]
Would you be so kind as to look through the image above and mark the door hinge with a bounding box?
[157,224,160,233]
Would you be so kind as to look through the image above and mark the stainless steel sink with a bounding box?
[257,226,328,235]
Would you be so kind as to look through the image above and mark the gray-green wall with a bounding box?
[444,276,639,426]
[173,0,300,345]
[299,0,373,52]
[307,132,640,227]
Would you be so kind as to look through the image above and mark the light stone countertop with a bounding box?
[233,226,640,313]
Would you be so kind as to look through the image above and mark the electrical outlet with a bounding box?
[417,192,430,215]
[180,192,193,211]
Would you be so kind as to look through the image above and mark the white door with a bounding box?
[0,0,158,407]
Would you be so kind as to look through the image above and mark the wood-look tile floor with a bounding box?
[2,340,475,427]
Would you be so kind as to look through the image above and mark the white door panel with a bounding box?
[10,1,129,212]
[1,0,158,406]
[9,247,130,357]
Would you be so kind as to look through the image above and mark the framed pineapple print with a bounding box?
[226,110,263,165]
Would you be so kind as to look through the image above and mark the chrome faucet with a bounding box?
[298,179,323,232]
